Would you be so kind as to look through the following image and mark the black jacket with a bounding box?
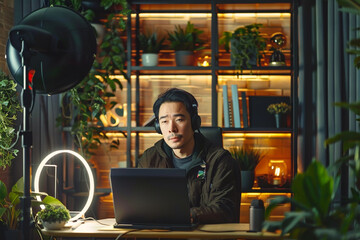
[138,132,241,223]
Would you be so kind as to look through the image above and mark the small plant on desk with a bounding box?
[37,205,71,230]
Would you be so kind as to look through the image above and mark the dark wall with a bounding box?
[14,0,45,24]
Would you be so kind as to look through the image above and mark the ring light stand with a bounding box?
[7,6,96,240]
[34,150,95,222]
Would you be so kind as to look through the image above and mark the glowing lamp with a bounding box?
[34,150,95,222]
[268,160,287,187]
[197,55,211,67]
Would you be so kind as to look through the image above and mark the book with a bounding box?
[222,85,230,128]
[241,92,248,128]
[217,90,223,127]
[231,85,241,128]
[228,100,233,127]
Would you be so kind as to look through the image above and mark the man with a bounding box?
[138,88,241,224]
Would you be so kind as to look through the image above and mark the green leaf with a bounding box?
[292,160,334,219]
[265,196,291,218]
[42,195,66,207]
[0,181,8,201]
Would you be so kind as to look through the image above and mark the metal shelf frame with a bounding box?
[124,0,298,194]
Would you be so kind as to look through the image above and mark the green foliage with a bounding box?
[229,146,263,171]
[219,23,267,73]
[0,178,22,230]
[37,205,70,223]
[0,178,64,230]
[264,104,360,239]
[267,102,291,114]
[263,160,358,240]
[0,70,22,169]
[168,21,205,52]
[138,32,165,53]
[264,4,360,237]
[338,0,360,67]
[55,0,130,159]
[49,0,82,10]
[325,102,360,193]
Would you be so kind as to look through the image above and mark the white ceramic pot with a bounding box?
[42,220,67,230]
[142,53,159,67]
[90,23,105,45]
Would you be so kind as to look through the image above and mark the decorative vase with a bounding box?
[175,50,194,66]
[142,53,159,67]
[274,113,287,128]
[241,170,255,192]
[274,113,281,128]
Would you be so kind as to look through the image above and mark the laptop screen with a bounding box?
[110,168,194,230]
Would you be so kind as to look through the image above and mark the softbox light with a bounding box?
[6,6,97,95]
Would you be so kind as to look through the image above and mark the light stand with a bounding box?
[6,6,97,240]
[10,26,55,240]
[19,39,32,240]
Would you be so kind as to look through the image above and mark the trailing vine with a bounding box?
[53,0,130,159]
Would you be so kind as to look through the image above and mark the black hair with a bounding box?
[153,88,198,119]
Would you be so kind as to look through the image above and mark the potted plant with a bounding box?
[36,205,71,230]
[219,23,267,74]
[138,31,165,66]
[0,177,64,239]
[229,146,264,191]
[267,102,291,128]
[0,69,22,169]
[263,157,360,239]
[167,21,205,66]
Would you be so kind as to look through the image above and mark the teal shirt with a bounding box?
[172,151,193,169]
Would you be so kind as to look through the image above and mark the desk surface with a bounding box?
[41,218,287,239]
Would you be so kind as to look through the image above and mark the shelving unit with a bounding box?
[91,0,298,221]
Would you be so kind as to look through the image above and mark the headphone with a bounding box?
[153,89,201,134]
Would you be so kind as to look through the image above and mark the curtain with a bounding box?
[297,0,359,202]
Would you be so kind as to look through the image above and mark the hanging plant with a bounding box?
[54,0,131,159]
[0,70,22,169]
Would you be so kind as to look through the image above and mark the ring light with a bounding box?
[34,150,95,222]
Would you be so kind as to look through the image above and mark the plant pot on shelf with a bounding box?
[91,23,106,45]
[273,113,288,128]
[175,50,194,66]
[241,170,255,192]
[142,53,159,67]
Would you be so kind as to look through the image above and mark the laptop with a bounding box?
[110,168,197,230]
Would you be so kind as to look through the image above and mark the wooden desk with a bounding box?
[41,218,287,239]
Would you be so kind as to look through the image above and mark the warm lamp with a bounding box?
[34,150,95,222]
[197,55,211,67]
[268,160,287,187]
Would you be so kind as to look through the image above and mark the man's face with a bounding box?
[158,101,194,152]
